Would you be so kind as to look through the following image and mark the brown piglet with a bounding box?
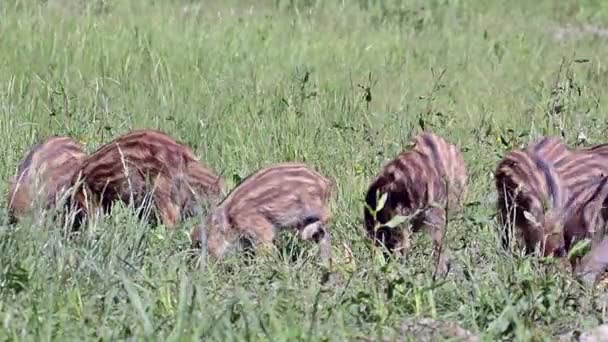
[190,162,334,263]
[7,136,86,223]
[548,175,608,263]
[68,129,223,229]
[496,136,608,260]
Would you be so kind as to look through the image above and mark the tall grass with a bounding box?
[1,0,608,340]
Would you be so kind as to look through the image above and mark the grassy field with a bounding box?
[2,0,608,340]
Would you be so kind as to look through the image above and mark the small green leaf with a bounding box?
[232,173,243,184]
[568,239,592,260]
[384,215,408,228]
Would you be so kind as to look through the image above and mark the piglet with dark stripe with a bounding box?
[190,162,334,263]
[363,132,468,277]
[69,129,224,229]
[495,137,570,256]
[545,175,608,259]
[7,136,86,223]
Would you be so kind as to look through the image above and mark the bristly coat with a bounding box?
[495,137,570,256]
[69,129,224,229]
[7,136,86,223]
[363,132,468,277]
[496,136,608,258]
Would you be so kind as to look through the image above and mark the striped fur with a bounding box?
[527,137,573,166]
[69,129,224,229]
[363,132,468,276]
[574,236,608,287]
[495,137,570,256]
[496,136,608,257]
[190,162,334,262]
[7,136,86,223]
[553,175,608,257]
[558,142,608,258]
[521,136,607,194]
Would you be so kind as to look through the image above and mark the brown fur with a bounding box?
[496,136,608,258]
[552,141,608,260]
[579,142,608,158]
[574,236,608,287]
[363,132,468,277]
[495,137,570,256]
[7,136,86,223]
[69,129,224,229]
[557,142,608,195]
[190,162,334,262]
[548,175,608,260]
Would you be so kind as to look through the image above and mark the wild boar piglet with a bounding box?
[552,140,608,258]
[495,137,571,256]
[69,129,223,229]
[496,136,608,258]
[363,132,468,277]
[190,162,334,262]
[578,142,608,161]
[7,136,86,223]
[547,175,608,260]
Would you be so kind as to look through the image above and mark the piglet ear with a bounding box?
[523,211,538,225]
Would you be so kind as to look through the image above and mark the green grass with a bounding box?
[1,0,608,340]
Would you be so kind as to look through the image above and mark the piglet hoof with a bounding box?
[318,236,332,265]
[433,254,452,280]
